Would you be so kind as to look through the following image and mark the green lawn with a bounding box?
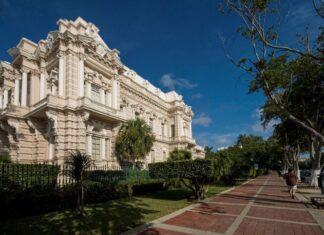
[0,185,231,235]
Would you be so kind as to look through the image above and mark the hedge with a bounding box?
[0,167,167,219]
[149,159,214,200]
[0,164,60,190]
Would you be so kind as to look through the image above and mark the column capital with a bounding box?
[40,67,47,74]
[79,53,87,61]
[30,69,40,76]
[20,67,30,74]
[113,74,120,81]
[57,51,65,58]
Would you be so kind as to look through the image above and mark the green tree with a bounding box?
[273,120,308,180]
[204,146,214,159]
[223,0,324,186]
[149,159,213,200]
[168,149,192,161]
[116,118,155,167]
[65,150,93,215]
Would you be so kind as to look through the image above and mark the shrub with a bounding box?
[84,170,125,185]
[0,163,60,190]
[0,155,11,163]
[168,149,192,161]
[149,159,214,200]
[113,168,167,196]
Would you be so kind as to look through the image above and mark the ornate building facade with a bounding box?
[0,17,204,166]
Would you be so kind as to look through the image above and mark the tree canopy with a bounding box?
[116,118,155,166]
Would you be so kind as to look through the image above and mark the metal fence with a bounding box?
[0,163,124,190]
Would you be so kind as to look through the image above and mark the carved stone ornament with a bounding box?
[120,96,129,109]
[48,68,58,84]
[45,111,57,136]
[0,120,19,142]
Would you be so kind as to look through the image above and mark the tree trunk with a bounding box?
[293,145,300,181]
[309,138,322,187]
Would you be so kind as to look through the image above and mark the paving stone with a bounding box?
[247,206,316,223]
[138,227,189,235]
[164,210,236,233]
[210,194,252,204]
[131,174,324,235]
[233,218,324,235]
[192,202,245,215]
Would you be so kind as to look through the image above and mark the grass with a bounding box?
[0,185,232,235]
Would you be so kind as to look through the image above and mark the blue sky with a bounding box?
[0,0,321,150]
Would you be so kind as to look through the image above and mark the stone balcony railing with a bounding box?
[0,104,30,118]
[155,135,171,143]
[170,136,196,145]
[77,97,124,122]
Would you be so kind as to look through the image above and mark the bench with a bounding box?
[311,197,324,209]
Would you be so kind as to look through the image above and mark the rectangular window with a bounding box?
[27,75,31,106]
[92,136,101,160]
[171,124,175,138]
[163,151,166,161]
[19,79,22,104]
[149,119,154,131]
[161,123,165,136]
[91,84,101,103]
[7,90,12,105]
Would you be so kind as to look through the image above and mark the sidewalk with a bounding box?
[123,173,324,235]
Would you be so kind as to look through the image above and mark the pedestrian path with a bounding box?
[123,173,324,235]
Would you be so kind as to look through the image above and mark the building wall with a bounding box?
[0,17,205,165]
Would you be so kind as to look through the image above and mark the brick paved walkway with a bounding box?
[123,173,324,235]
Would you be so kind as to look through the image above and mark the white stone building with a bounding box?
[0,17,204,166]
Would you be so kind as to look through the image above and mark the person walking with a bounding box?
[284,168,298,199]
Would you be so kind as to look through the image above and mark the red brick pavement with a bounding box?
[127,174,324,235]
[164,210,236,233]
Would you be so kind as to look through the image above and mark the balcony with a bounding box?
[170,136,196,146]
[27,95,125,123]
[77,97,124,122]
[0,104,30,118]
[155,135,171,143]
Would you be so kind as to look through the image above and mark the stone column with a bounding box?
[39,70,45,99]
[3,89,8,108]
[58,52,65,96]
[0,90,3,109]
[101,138,106,159]
[87,135,92,155]
[21,70,28,106]
[112,76,118,109]
[30,71,39,105]
[189,123,192,138]
[179,116,184,136]
[107,91,112,107]
[79,54,86,97]
[48,136,54,160]
[86,82,91,98]
[100,89,105,104]
[14,78,20,105]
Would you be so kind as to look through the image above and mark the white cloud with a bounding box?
[195,132,238,149]
[191,93,203,99]
[217,146,229,151]
[251,119,279,135]
[160,73,197,90]
[251,108,263,119]
[192,113,212,127]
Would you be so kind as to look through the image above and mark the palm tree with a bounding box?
[116,118,155,167]
[64,150,93,215]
